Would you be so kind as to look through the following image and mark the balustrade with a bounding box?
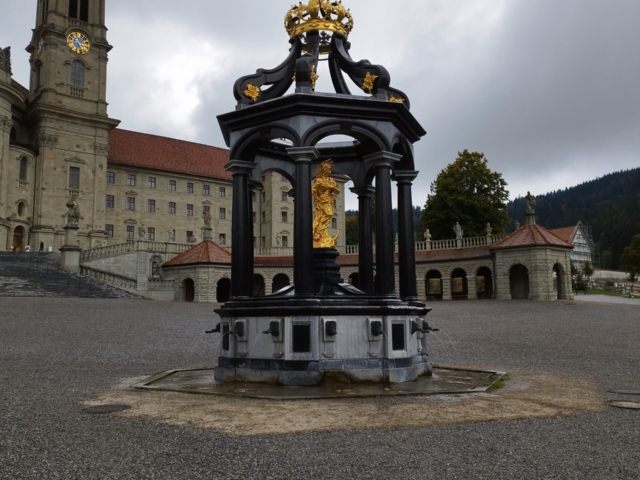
[80,266,137,291]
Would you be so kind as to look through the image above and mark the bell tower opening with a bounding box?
[69,0,90,22]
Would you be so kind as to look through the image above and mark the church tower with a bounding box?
[26,0,119,250]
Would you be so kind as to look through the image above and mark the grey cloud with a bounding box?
[2,0,638,207]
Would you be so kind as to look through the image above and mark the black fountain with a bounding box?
[135,1,506,398]
[211,0,434,386]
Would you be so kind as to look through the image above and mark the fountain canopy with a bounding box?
[214,0,431,386]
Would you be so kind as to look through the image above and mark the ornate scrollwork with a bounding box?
[243,83,261,102]
[232,2,411,108]
[94,143,110,153]
[38,133,59,146]
[0,46,12,74]
[309,64,319,91]
[361,72,378,94]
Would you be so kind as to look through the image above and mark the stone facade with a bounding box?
[0,1,346,254]
[494,246,573,301]
[104,165,233,247]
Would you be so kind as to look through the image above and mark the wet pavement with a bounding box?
[135,366,505,399]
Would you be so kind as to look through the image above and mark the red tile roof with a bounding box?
[108,129,231,181]
[491,224,573,250]
[549,226,577,244]
[163,241,231,267]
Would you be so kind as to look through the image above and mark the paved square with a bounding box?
[1,298,639,479]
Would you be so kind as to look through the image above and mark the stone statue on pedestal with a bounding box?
[486,223,492,236]
[203,210,212,227]
[65,196,80,228]
[168,228,175,243]
[424,229,432,241]
[453,222,463,239]
[138,226,146,240]
[525,191,537,215]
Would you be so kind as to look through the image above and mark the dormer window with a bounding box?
[71,60,84,88]
[69,0,89,22]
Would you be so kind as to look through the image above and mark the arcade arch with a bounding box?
[183,278,195,302]
[510,265,530,300]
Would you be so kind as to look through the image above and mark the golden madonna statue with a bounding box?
[312,160,340,248]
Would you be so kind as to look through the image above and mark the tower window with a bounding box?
[69,167,80,190]
[71,61,85,88]
[41,0,49,23]
[69,0,89,22]
[19,157,28,181]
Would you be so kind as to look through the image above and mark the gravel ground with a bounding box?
[1,298,639,479]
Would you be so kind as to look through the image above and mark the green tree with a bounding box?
[345,214,359,245]
[621,234,640,282]
[420,150,509,239]
[582,261,594,293]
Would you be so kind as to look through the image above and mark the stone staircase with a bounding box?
[0,253,144,299]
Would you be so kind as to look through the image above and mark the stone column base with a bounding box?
[59,246,81,273]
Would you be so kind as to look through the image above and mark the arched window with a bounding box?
[71,60,85,88]
[19,157,28,181]
[69,0,89,22]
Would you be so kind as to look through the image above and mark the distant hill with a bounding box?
[508,168,640,269]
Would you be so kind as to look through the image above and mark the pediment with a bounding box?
[65,156,87,165]
[124,219,138,225]
[125,191,138,196]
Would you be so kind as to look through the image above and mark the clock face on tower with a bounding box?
[67,32,91,55]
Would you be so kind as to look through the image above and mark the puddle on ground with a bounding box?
[84,370,604,436]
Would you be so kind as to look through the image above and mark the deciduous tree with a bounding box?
[621,234,640,282]
[420,150,509,239]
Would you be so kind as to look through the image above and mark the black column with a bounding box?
[287,147,319,297]
[394,171,419,300]
[365,152,402,297]
[225,160,256,298]
[350,186,375,293]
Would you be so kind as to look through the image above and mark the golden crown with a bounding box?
[285,0,354,39]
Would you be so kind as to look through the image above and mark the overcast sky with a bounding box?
[2,0,639,210]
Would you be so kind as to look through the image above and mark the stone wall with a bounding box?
[494,247,573,301]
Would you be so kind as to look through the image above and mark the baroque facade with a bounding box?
[0,0,346,253]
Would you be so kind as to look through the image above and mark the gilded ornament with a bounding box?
[309,64,319,90]
[312,160,340,248]
[67,32,90,55]
[242,83,261,102]
[389,96,405,103]
[361,71,378,94]
[285,0,354,39]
